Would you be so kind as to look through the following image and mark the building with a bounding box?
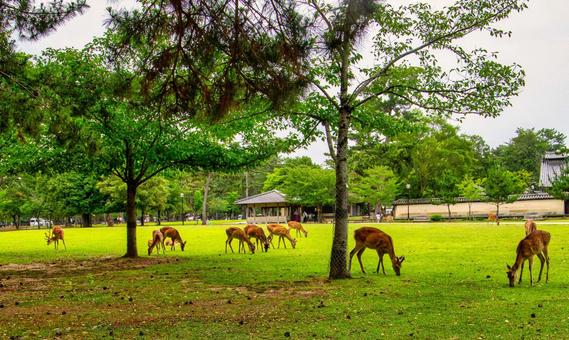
[539,152,568,188]
[234,190,292,224]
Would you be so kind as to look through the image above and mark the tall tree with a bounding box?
[350,166,399,216]
[458,176,484,220]
[297,0,527,278]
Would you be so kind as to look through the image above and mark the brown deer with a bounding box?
[267,225,297,249]
[225,227,255,254]
[488,213,500,226]
[524,219,537,236]
[383,216,394,223]
[287,221,308,238]
[266,224,283,249]
[45,226,66,250]
[147,230,165,255]
[349,227,404,276]
[160,227,187,251]
[506,230,550,287]
[244,224,270,252]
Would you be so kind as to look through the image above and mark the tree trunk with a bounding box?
[447,204,452,220]
[202,172,212,225]
[157,210,161,226]
[125,182,138,257]
[81,213,91,228]
[106,214,114,227]
[496,203,501,226]
[329,107,351,279]
[468,203,472,220]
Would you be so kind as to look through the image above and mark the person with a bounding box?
[303,211,308,223]
[293,210,300,222]
[376,212,382,223]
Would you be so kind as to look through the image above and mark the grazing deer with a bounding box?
[383,216,394,223]
[225,227,255,254]
[287,221,308,238]
[524,219,537,236]
[266,224,283,249]
[147,230,165,255]
[349,227,404,276]
[267,226,297,249]
[244,224,269,252]
[45,226,66,250]
[160,227,187,251]
[506,230,550,287]
[488,213,500,226]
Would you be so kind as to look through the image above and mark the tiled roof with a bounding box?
[234,190,287,205]
[540,153,568,187]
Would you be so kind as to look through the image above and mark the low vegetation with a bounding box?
[1,222,568,338]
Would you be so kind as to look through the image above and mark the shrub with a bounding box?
[430,214,443,222]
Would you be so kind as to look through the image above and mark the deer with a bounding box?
[225,227,255,254]
[506,230,550,287]
[287,221,308,238]
[244,224,270,252]
[488,213,500,226]
[383,216,394,223]
[45,226,66,250]
[160,227,187,251]
[267,225,297,249]
[349,227,405,276]
[524,219,537,236]
[147,230,165,255]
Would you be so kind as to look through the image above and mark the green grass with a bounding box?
[1,222,568,338]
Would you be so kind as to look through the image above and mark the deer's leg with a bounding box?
[528,256,534,286]
[348,245,361,272]
[267,234,275,249]
[356,248,367,274]
[281,236,287,249]
[543,247,550,283]
[518,260,524,285]
[61,239,66,250]
[536,253,545,282]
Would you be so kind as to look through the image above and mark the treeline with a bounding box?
[2,114,567,227]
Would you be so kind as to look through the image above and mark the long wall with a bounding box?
[393,199,565,219]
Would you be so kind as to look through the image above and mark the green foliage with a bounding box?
[459,176,485,202]
[430,214,443,222]
[493,128,567,182]
[483,166,529,212]
[350,166,399,208]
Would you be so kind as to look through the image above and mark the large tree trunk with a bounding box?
[81,213,92,228]
[202,172,212,225]
[329,107,351,279]
[125,182,138,257]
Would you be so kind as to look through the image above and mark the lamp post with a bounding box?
[405,183,411,221]
[180,193,185,225]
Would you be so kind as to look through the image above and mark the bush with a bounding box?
[430,214,443,222]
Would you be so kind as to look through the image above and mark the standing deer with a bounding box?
[349,227,404,276]
[506,230,550,287]
[45,226,66,250]
[147,230,165,255]
[267,225,297,249]
[266,224,282,249]
[287,221,308,238]
[160,227,187,251]
[244,224,269,252]
[488,213,500,226]
[225,227,255,254]
[524,219,537,236]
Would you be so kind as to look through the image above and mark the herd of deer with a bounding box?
[43,217,551,287]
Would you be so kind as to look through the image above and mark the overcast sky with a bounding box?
[17,1,569,164]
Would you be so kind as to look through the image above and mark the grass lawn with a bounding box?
[1,222,568,339]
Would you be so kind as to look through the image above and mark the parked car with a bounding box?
[30,218,52,228]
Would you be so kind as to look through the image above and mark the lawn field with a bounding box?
[1,222,569,339]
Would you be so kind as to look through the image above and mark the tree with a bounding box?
[458,176,484,220]
[432,170,461,220]
[493,128,567,182]
[483,166,529,219]
[297,0,527,278]
[351,166,399,216]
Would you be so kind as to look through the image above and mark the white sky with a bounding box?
[17,0,569,164]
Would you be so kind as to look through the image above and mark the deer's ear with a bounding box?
[399,256,405,263]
